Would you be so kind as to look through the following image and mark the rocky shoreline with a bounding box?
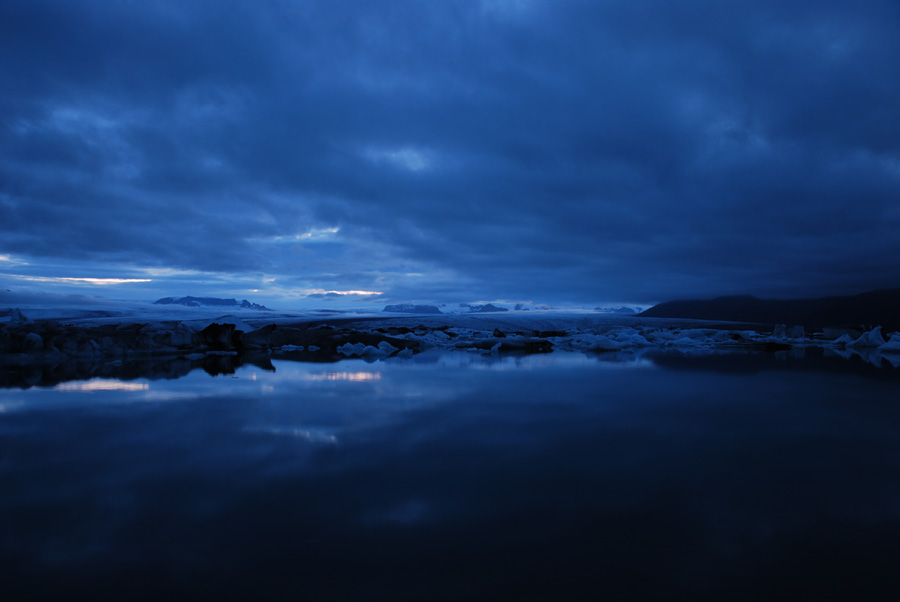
[0,319,420,365]
[3,310,900,389]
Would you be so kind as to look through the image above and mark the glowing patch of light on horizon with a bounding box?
[304,372,382,382]
[56,380,150,392]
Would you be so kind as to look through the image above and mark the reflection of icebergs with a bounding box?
[824,348,855,361]
[882,355,900,369]
[880,334,900,353]
[55,379,149,393]
[824,347,894,369]
[847,326,886,349]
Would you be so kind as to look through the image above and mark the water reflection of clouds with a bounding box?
[0,401,23,413]
[243,425,338,444]
[825,347,900,369]
[4,351,900,599]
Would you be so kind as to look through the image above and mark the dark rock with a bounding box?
[456,337,552,354]
[387,327,413,335]
[493,328,507,338]
[200,323,239,350]
[242,324,277,349]
[535,330,568,338]
[22,332,43,352]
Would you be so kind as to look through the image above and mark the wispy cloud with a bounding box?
[12,276,152,285]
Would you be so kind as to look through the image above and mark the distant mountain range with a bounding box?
[640,289,900,330]
[467,303,508,313]
[383,304,443,314]
[154,296,271,311]
[594,306,639,314]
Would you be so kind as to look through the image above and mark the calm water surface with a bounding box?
[2,350,900,600]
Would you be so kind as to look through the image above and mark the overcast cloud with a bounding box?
[2,0,899,307]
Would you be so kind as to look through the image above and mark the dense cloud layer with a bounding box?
[2,0,899,306]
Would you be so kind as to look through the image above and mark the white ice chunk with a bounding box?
[879,333,900,353]
[377,341,399,355]
[847,326,886,348]
[832,334,855,346]
[582,334,623,351]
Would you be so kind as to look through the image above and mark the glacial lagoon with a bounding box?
[3,349,900,600]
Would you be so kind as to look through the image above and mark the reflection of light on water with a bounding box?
[55,380,149,393]
[306,372,382,382]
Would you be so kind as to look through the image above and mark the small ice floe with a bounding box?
[831,334,856,346]
[280,344,305,351]
[584,334,625,351]
[10,308,32,324]
[605,327,652,347]
[879,333,900,354]
[846,326,886,348]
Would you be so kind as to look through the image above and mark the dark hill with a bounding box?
[640,289,900,330]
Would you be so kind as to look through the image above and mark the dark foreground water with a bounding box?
[2,350,900,601]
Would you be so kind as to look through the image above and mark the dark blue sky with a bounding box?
[2,0,899,308]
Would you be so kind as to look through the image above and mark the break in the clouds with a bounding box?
[2,0,899,307]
